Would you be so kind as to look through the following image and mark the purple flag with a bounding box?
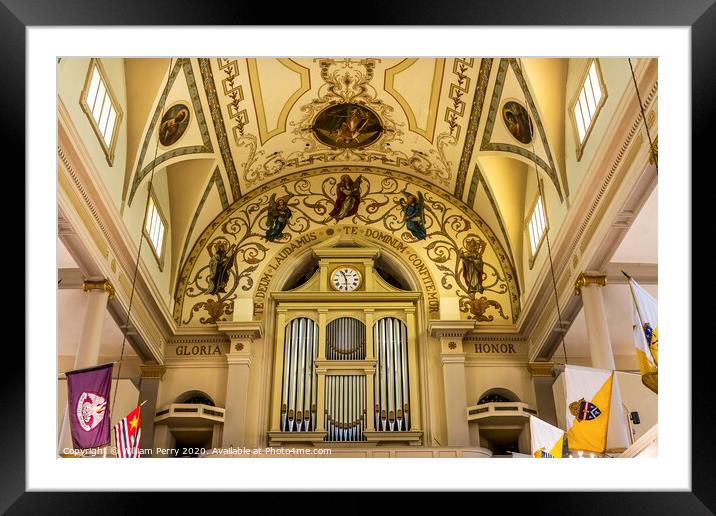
[66,363,113,449]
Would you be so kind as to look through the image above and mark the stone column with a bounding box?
[58,279,114,453]
[217,322,263,448]
[528,362,557,427]
[429,320,475,447]
[574,272,614,370]
[138,364,166,457]
[574,272,631,452]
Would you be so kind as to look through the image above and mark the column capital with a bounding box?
[440,352,467,365]
[428,320,476,338]
[217,321,263,342]
[226,354,252,367]
[527,362,555,378]
[139,364,166,380]
[574,272,607,296]
[82,279,115,299]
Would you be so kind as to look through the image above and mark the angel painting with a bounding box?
[329,174,363,221]
[312,104,383,149]
[206,242,238,295]
[265,193,293,242]
[399,191,427,240]
[460,237,487,294]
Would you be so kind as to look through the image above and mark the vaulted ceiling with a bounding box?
[122,57,570,299]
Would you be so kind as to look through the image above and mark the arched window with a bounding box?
[176,391,215,406]
[477,388,520,405]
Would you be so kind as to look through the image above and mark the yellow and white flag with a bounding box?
[564,365,613,453]
[530,415,567,458]
[628,277,658,393]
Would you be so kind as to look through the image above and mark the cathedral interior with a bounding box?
[56,56,658,459]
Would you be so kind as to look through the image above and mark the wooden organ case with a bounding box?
[267,245,423,446]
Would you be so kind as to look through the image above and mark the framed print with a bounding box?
[10,0,713,513]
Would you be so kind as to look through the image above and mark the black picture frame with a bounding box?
[10,0,712,512]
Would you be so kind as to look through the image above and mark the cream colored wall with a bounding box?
[121,167,174,308]
[464,363,536,407]
[157,365,228,408]
[520,165,568,297]
[57,58,127,212]
[614,371,657,442]
[564,58,633,198]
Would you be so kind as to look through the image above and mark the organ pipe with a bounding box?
[280,318,318,432]
[326,317,366,360]
[374,318,410,431]
[324,375,366,442]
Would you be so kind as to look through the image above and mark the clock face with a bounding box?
[331,267,361,292]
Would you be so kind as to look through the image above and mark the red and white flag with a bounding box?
[114,405,141,458]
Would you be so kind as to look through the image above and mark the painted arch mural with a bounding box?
[174,167,520,327]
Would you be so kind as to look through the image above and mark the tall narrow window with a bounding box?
[527,193,548,267]
[80,59,123,165]
[144,193,167,266]
[571,59,607,160]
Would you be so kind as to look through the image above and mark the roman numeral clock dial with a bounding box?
[331,267,362,292]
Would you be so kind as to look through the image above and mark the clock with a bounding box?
[331,267,362,292]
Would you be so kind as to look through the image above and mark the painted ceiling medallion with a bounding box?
[312,103,383,149]
[159,103,191,147]
[501,100,533,144]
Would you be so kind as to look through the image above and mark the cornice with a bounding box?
[527,362,555,377]
[216,321,264,341]
[140,364,167,380]
[428,320,477,338]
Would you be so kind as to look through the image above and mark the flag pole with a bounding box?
[623,271,649,352]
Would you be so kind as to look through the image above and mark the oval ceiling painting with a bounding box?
[501,101,533,145]
[312,103,383,149]
[159,103,191,147]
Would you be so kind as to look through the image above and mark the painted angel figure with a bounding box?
[206,242,238,295]
[399,191,427,240]
[265,193,293,241]
[333,107,370,145]
[460,237,487,294]
[329,174,363,221]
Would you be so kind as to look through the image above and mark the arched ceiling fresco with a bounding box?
[124,57,568,318]
[174,168,520,327]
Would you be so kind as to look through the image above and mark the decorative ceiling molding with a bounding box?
[480,58,563,202]
[444,58,474,140]
[198,58,242,201]
[128,58,214,206]
[247,58,311,145]
[454,58,492,200]
[178,166,229,270]
[384,58,445,144]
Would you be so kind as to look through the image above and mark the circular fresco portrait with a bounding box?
[159,103,191,147]
[501,101,533,145]
[312,103,383,149]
